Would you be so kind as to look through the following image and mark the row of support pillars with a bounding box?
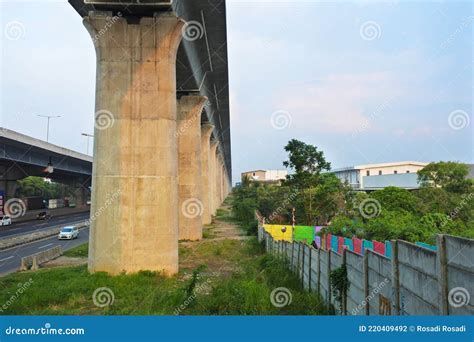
[85,12,231,276]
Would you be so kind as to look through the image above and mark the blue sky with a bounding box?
[1,1,473,183]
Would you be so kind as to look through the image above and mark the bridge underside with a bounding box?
[0,129,92,206]
[67,0,232,275]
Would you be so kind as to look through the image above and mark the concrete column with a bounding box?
[177,95,207,241]
[214,152,221,210]
[84,13,185,275]
[200,123,214,225]
[216,154,223,206]
[0,180,18,200]
[209,140,219,215]
[220,161,225,204]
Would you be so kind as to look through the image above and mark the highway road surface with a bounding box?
[0,211,90,239]
[0,227,89,276]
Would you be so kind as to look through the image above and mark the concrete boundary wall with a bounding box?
[258,225,474,316]
[366,250,393,315]
[346,250,365,315]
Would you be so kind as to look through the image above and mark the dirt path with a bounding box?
[179,198,251,278]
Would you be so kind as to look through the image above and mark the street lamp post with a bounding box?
[81,133,94,155]
[37,115,61,142]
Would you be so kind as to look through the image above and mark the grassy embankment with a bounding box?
[0,196,326,315]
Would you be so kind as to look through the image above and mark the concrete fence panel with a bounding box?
[367,250,393,315]
[259,225,474,316]
[302,245,311,290]
[319,249,330,303]
[398,240,439,315]
[346,250,365,315]
[443,235,474,315]
[310,248,320,292]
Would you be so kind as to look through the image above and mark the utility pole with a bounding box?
[291,207,296,242]
[37,115,61,142]
[81,133,94,155]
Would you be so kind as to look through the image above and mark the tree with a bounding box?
[282,139,331,225]
[16,176,62,200]
[370,186,418,214]
[417,162,472,193]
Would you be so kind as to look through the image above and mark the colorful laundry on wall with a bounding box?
[326,234,332,250]
[353,238,362,254]
[293,226,314,244]
[385,241,392,258]
[331,235,339,253]
[415,242,437,251]
[344,238,354,252]
[362,240,374,255]
[263,224,293,242]
[338,236,344,254]
[373,240,385,255]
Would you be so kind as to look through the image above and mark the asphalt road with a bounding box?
[0,211,90,239]
[0,227,89,276]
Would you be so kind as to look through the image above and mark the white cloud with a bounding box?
[273,71,402,133]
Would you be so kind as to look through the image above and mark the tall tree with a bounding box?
[417,161,472,193]
[282,139,331,225]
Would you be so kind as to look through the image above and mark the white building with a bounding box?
[241,169,288,183]
[330,161,429,190]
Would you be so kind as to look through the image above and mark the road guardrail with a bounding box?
[20,245,63,271]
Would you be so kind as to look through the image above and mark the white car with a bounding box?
[0,216,12,226]
[58,226,79,240]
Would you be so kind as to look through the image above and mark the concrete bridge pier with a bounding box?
[177,95,207,241]
[84,12,185,275]
[200,123,214,225]
[220,159,225,204]
[0,180,18,201]
[70,179,90,208]
[209,140,219,216]
[215,153,223,208]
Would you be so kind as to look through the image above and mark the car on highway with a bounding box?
[36,211,52,220]
[58,226,79,240]
[0,216,12,226]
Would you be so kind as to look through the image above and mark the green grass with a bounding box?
[64,243,89,258]
[185,241,327,315]
[0,238,326,315]
[0,192,327,315]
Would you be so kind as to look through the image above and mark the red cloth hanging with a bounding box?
[373,240,385,255]
[326,234,332,250]
[338,236,344,254]
[353,238,362,254]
